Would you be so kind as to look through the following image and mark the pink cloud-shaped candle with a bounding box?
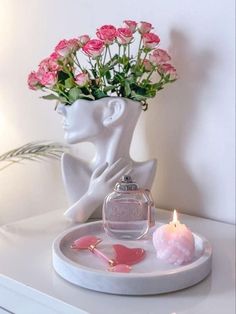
[153,210,195,266]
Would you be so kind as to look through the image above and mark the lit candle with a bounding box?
[170,209,180,227]
[152,210,195,265]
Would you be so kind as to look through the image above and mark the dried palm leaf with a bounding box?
[0,141,66,171]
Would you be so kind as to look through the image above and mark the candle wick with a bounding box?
[174,223,177,228]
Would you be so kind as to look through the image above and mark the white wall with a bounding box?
[0,0,235,224]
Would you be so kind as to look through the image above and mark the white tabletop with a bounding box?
[0,209,235,314]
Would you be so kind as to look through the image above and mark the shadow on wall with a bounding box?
[144,29,215,217]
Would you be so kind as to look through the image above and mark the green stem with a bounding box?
[88,57,96,79]
[128,44,130,59]
[140,52,148,66]
[108,46,112,59]
[118,44,121,72]
[136,36,143,65]
[137,52,149,83]
[96,57,104,89]
[123,45,127,57]
[74,53,83,71]
[62,65,74,79]
[146,68,155,81]
[52,85,70,102]
[103,46,108,65]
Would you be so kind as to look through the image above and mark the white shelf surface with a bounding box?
[0,209,235,314]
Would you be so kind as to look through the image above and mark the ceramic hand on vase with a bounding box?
[57,97,157,222]
[64,158,132,222]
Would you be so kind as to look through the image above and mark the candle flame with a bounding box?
[173,209,178,223]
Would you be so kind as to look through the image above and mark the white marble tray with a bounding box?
[52,221,212,295]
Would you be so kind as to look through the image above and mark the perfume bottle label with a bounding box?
[105,200,148,221]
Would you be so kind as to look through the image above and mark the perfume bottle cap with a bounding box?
[114,175,139,191]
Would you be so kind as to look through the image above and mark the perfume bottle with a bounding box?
[103,175,154,240]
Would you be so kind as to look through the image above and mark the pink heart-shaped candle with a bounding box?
[113,244,145,266]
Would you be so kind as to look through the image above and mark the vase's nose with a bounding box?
[56,103,66,116]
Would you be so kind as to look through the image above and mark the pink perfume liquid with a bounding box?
[103,197,150,240]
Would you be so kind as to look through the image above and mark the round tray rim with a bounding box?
[52,220,212,294]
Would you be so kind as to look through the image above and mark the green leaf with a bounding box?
[164,74,171,82]
[112,73,125,84]
[58,96,68,103]
[132,84,147,96]
[57,60,64,66]
[106,54,119,68]
[131,91,147,101]
[124,81,131,97]
[105,70,111,80]
[41,94,60,100]
[69,87,81,102]
[103,85,115,93]
[126,75,136,85]
[65,78,75,88]
[93,89,107,99]
[79,93,95,100]
[118,56,129,66]
[57,71,70,83]
[91,68,98,78]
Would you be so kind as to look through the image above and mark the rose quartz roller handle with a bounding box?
[89,246,131,273]
[88,244,115,266]
[71,235,131,273]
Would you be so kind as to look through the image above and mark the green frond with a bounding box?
[0,141,66,171]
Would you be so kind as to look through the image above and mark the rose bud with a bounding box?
[82,39,105,58]
[149,48,171,65]
[159,63,178,80]
[142,59,153,72]
[116,28,133,45]
[123,20,137,33]
[27,71,41,90]
[75,73,90,87]
[96,25,117,45]
[137,21,153,34]
[55,38,79,56]
[143,33,160,49]
[78,35,90,47]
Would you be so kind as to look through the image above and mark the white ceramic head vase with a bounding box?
[57,97,157,222]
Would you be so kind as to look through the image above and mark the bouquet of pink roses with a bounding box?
[28,20,177,110]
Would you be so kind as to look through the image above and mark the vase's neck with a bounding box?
[92,124,134,167]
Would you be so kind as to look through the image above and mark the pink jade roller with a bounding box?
[71,235,145,273]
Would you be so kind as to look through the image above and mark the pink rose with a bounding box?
[96,25,117,44]
[27,71,41,90]
[142,59,153,72]
[123,20,137,33]
[75,73,90,87]
[38,54,61,73]
[82,39,105,58]
[48,52,62,71]
[149,49,171,65]
[78,35,90,47]
[55,38,79,56]
[50,52,61,61]
[159,63,177,79]
[143,33,160,49]
[38,58,50,72]
[40,71,57,87]
[116,28,133,45]
[67,38,80,51]
[55,39,70,56]
[138,21,153,34]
